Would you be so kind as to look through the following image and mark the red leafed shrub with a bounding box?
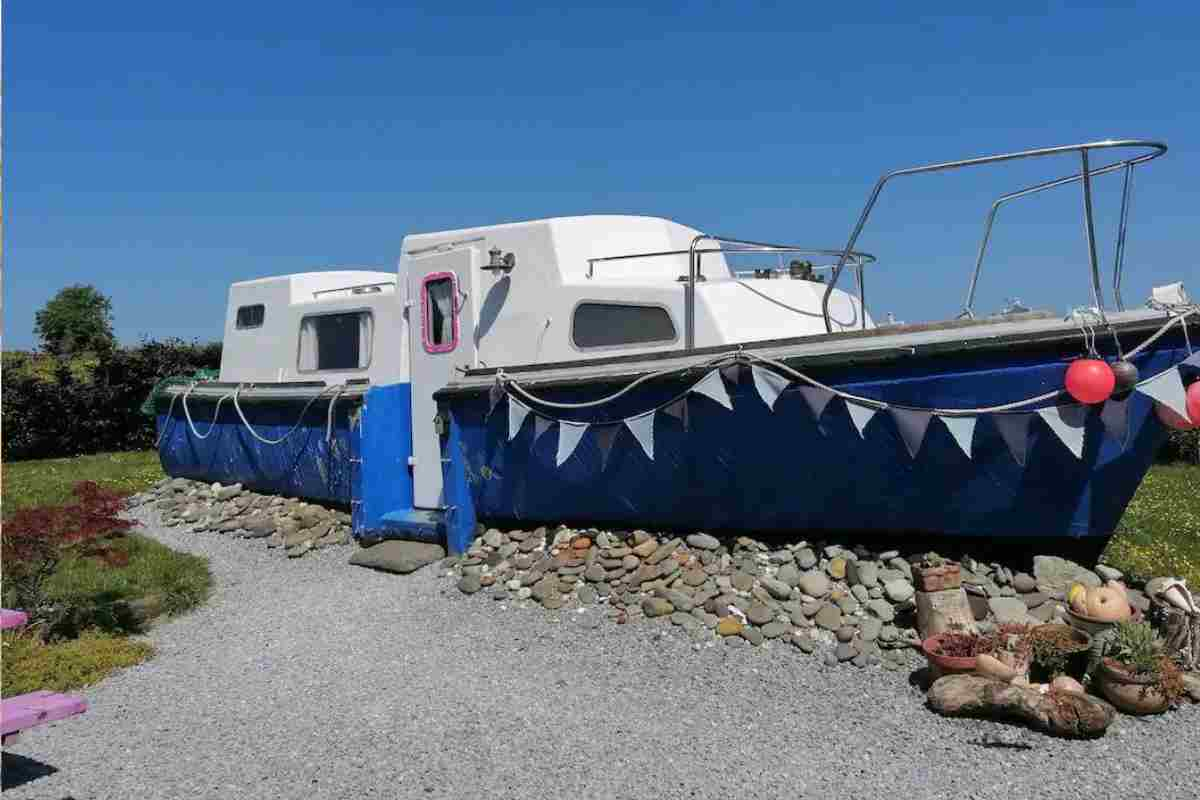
[1,482,136,615]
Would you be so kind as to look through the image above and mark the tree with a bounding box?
[34,285,116,355]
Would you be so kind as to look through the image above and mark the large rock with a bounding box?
[776,563,803,588]
[1033,556,1100,593]
[760,576,793,601]
[349,540,446,574]
[686,533,720,550]
[884,579,914,604]
[848,561,880,588]
[988,597,1033,624]
[798,571,831,598]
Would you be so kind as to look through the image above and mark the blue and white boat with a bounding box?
[153,139,1199,556]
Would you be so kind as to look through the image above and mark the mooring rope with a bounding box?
[181,382,235,440]
[231,383,347,446]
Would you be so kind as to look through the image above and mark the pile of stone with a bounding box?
[437,525,946,668]
[959,554,1150,625]
[127,477,352,558]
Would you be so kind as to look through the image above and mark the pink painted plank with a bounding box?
[1,691,88,736]
[0,609,29,630]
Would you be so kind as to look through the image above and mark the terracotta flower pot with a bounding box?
[917,563,961,592]
[1096,658,1171,715]
[921,633,977,677]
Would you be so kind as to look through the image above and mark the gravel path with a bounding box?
[5,508,1198,800]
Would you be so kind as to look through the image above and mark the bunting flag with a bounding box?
[532,415,554,451]
[720,363,743,385]
[845,400,880,439]
[487,379,504,417]
[624,412,655,460]
[689,370,733,410]
[797,386,835,422]
[593,425,620,471]
[1136,367,1190,420]
[940,415,977,458]
[993,413,1033,466]
[1184,351,1200,368]
[750,365,791,411]
[1037,404,1088,459]
[1100,398,1130,447]
[890,407,933,459]
[556,422,589,467]
[661,398,689,431]
[508,397,530,441]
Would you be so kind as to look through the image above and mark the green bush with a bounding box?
[1161,428,1200,464]
[1,338,221,461]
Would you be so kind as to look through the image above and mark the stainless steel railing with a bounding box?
[820,139,1168,332]
[587,242,876,349]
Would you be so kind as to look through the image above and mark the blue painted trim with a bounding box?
[441,411,478,555]
[355,383,420,539]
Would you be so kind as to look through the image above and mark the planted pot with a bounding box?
[917,562,961,592]
[1096,658,1171,715]
[1029,624,1092,682]
[921,632,978,676]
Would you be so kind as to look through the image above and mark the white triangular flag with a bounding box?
[508,397,530,441]
[993,413,1033,467]
[1183,350,1200,368]
[939,415,977,459]
[532,416,554,451]
[1037,404,1088,459]
[1136,367,1190,420]
[797,386,835,421]
[889,407,933,459]
[689,370,733,410]
[845,400,879,439]
[593,426,619,471]
[1100,399,1130,447]
[750,365,791,411]
[555,422,589,467]
[623,412,655,460]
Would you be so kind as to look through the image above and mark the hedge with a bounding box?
[2,340,221,461]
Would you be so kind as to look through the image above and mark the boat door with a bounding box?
[408,246,478,509]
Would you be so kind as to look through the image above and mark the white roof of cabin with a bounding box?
[231,270,395,304]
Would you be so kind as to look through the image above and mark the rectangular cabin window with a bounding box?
[421,272,459,353]
[298,311,373,371]
[236,304,265,329]
[572,303,677,349]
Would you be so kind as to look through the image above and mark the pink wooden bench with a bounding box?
[1,609,89,745]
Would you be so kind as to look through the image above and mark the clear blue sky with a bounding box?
[5,1,1199,349]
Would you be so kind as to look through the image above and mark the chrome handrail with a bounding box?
[821,139,1168,332]
[960,151,1159,318]
[682,237,876,348]
[586,244,874,277]
[311,280,396,298]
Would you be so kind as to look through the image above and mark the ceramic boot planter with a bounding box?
[1096,658,1171,715]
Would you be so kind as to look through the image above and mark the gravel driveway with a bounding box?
[5,509,1198,800]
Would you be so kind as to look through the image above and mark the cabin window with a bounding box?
[298,311,373,371]
[572,303,677,349]
[421,272,459,353]
[236,304,265,329]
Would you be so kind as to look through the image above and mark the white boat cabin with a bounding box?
[218,215,872,507]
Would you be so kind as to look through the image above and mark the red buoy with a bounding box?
[1064,358,1115,405]
[1187,381,1200,425]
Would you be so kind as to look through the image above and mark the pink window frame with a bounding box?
[420,271,460,354]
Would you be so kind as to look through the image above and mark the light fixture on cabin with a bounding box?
[483,246,516,273]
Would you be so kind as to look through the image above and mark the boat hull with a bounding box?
[155,394,359,506]
[436,334,1192,545]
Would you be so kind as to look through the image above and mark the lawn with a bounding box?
[2,450,164,514]
[2,451,207,698]
[1104,463,1200,587]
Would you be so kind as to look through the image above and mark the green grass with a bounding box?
[1104,463,1200,586]
[45,534,213,619]
[2,450,164,514]
[1,630,154,698]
